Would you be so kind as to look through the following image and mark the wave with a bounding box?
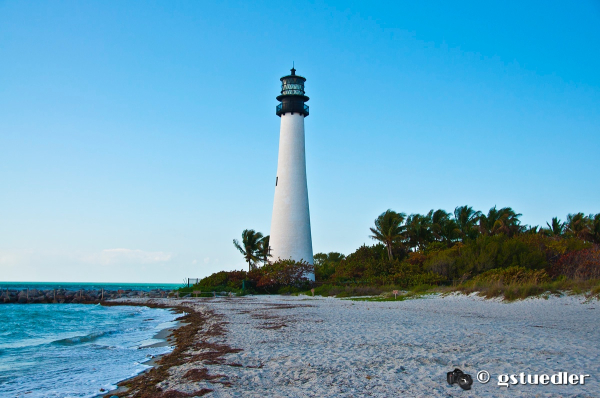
[52,330,116,346]
[1,305,178,397]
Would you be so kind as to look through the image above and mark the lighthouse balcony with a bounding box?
[276,103,309,117]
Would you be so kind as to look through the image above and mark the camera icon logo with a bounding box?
[447,368,474,390]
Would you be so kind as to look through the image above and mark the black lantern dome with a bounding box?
[276,67,309,117]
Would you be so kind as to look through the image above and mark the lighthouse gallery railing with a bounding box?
[276,103,309,116]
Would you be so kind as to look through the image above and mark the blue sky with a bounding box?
[1,1,599,282]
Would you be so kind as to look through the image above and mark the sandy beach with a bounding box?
[108,294,599,397]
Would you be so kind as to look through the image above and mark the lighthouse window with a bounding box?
[283,83,303,95]
[276,176,278,186]
[281,78,305,96]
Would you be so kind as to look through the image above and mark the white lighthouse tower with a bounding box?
[269,67,315,280]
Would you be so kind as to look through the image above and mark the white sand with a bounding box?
[119,294,599,397]
[201,294,599,397]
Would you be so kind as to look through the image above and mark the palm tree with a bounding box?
[431,209,449,241]
[525,225,540,234]
[545,217,565,237]
[429,209,459,245]
[566,213,590,240]
[233,229,264,271]
[491,207,523,237]
[478,206,522,236]
[404,212,433,251]
[590,213,600,244]
[479,206,502,236]
[369,209,406,260]
[257,235,271,265]
[440,218,460,245]
[454,205,481,242]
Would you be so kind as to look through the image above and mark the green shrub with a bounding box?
[252,259,314,290]
[410,284,436,293]
[470,266,550,285]
[314,252,345,282]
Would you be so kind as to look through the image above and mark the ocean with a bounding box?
[0,284,181,397]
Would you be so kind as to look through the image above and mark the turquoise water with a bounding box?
[0,282,182,292]
[0,304,179,397]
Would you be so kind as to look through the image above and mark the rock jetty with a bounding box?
[0,288,173,304]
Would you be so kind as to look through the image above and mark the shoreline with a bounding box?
[100,298,239,397]
[90,303,183,397]
[98,300,187,397]
[143,319,187,349]
[7,293,599,397]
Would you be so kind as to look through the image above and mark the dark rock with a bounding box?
[6,288,173,304]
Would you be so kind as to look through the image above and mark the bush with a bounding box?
[456,235,548,275]
[424,247,459,279]
[470,266,550,285]
[253,259,314,290]
[314,252,345,282]
[202,270,247,289]
[550,246,600,280]
[309,284,387,297]
[458,266,555,301]
[180,259,314,294]
[424,234,578,281]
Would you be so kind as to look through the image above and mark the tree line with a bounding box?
[313,206,599,287]
[369,206,600,260]
[187,206,599,294]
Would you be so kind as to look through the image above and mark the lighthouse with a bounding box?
[269,67,315,280]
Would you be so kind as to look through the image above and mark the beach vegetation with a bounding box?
[308,208,600,300]
[232,229,269,271]
[256,235,271,266]
[369,209,406,260]
[199,208,599,301]
[179,259,312,295]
